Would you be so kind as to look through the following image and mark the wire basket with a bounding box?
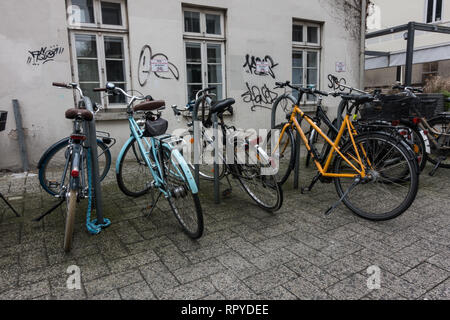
[359,95,414,121]
[409,96,438,119]
[0,110,7,132]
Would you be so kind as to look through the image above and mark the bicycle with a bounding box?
[100,83,204,238]
[265,81,419,220]
[172,87,283,212]
[37,82,113,252]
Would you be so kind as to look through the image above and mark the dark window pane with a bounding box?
[430,61,439,72]
[293,24,303,42]
[208,64,222,83]
[184,11,200,33]
[79,82,101,103]
[188,84,202,101]
[75,34,97,58]
[307,68,317,86]
[213,85,222,101]
[101,2,122,25]
[426,0,434,22]
[77,59,99,81]
[307,51,318,68]
[436,0,442,21]
[187,64,202,83]
[207,44,221,63]
[106,60,125,82]
[71,0,94,23]
[292,68,303,85]
[104,37,123,59]
[108,83,126,103]
[186,43,201,62]
[206,14,221,35]
[293,52,303,68]
[307,26,319,43]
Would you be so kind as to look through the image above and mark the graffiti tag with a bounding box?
[27,46,64,66]
[243,54,279,79]
[138,45,179,86]
[241,82,278,111]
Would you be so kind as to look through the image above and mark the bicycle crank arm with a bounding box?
[324,177,361,216]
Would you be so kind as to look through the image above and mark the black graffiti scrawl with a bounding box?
[27,45,64,66]
[241,82,278,111]
[243,54,279,79]
[138,45,180,86]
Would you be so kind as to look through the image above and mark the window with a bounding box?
[292,21,321,102]
[68,0,127,29]
[422,62,439,83]
[426,0,443,23]
[68,0,129,108]
[183,8,225,102]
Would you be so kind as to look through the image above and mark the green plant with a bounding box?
[423,76,450,111]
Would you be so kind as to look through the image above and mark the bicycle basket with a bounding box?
[359,95,413,121]
[0,110,7,132]
[409,96,437,119]
[143,115,168,137]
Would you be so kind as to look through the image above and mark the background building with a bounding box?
[365,0,450,88]
[0,0,364,171]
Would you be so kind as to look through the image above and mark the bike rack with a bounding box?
[192,98,221,204]
[82,96,106,225]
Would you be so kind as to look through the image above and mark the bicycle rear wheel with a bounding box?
[233,145,283,212]
[162,145,203,239]
[333,132,418,221]
[427,115,450,168]
[64,189,77,252]
[116,137,153,197]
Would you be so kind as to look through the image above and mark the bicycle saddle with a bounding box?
[341,94,374,104]
[65,108,93,121]
[133,100,166,112]
[210,98,235,114]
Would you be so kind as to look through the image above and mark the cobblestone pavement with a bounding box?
[0,163,449,300]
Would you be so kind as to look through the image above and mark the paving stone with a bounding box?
[258,286,298,300]
[392,244,436,268]
[173,259,226,284]
[326,273,370,300]
[225,237,265,260]
[0,280,51,300]
[427,252,450,272]
[323,254,371,280]
[243,265,297,294]
[283,277,331,300]
[421,278,450,300]
[84,269,143,297]
[159,278,216,300]
[287,242,334,266]
[216,251,261,280]
[139,261,180,298]
[119,281,155,300]
[401,263,448,291]
[155,245,191,271]
[285,257,339,289]
[90,289,121,300]
[249,248,297,271]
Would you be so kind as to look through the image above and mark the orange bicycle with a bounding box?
[266,81,419,221]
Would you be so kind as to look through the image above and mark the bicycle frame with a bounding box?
[277,105,367,179]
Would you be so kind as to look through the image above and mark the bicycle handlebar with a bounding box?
[274,81,329,97]
[392,84,423,93]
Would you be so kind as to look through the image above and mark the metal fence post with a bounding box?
[405,22,415,86]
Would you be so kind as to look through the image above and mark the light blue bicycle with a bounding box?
[94,83,203,238]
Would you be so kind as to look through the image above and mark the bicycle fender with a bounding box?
[419,129,431,154]
[165,144,199,194]
[116,136,135,173]
[37,137,70,169]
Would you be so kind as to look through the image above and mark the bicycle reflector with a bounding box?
[412,117,421,124]
[70,134,86,141]
[391,120,400,126]
[71,168,80,178]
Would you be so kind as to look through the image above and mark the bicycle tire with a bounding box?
[162,144,204,239]
[39,138,111,196]
[64,189,77,252]
[116,137,153,197]
[426,115,450,168]
[333,132,419,221]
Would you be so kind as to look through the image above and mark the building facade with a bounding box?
[0,0,363,171]
[365,0,450,88]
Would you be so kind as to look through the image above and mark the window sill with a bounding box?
[95,108,131,121]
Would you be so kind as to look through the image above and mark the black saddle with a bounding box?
[210,98,235,114]
[341,94,374,104]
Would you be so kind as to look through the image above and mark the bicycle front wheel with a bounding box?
[333,132,418,221]
[162,145,203,239]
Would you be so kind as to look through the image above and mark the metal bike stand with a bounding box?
[293,118,301,190]
[192,99,202,186]
[82,97,105,224]
[212,113,220,204]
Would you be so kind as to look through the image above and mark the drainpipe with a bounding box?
[360,0,367,90]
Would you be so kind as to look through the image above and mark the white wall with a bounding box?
[0,0,362,171]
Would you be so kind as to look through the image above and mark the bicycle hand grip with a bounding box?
[315,90,329,96]
[93,87,107,92]
[53,82,68,88]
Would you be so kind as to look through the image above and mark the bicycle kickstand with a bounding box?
[33,199,65,221]
[324,176,361,216]
[429,156,445,177]
[222,174,233,197]
[143,191,162,218]
[301,173,321,194]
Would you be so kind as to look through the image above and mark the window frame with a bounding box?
[69,31,131,108]
[67,0,128,30]
[292,48,321,103]
[425,0,443,23]
[292,21,321,48]
[182,8,225,39]
[183,40,226,102]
